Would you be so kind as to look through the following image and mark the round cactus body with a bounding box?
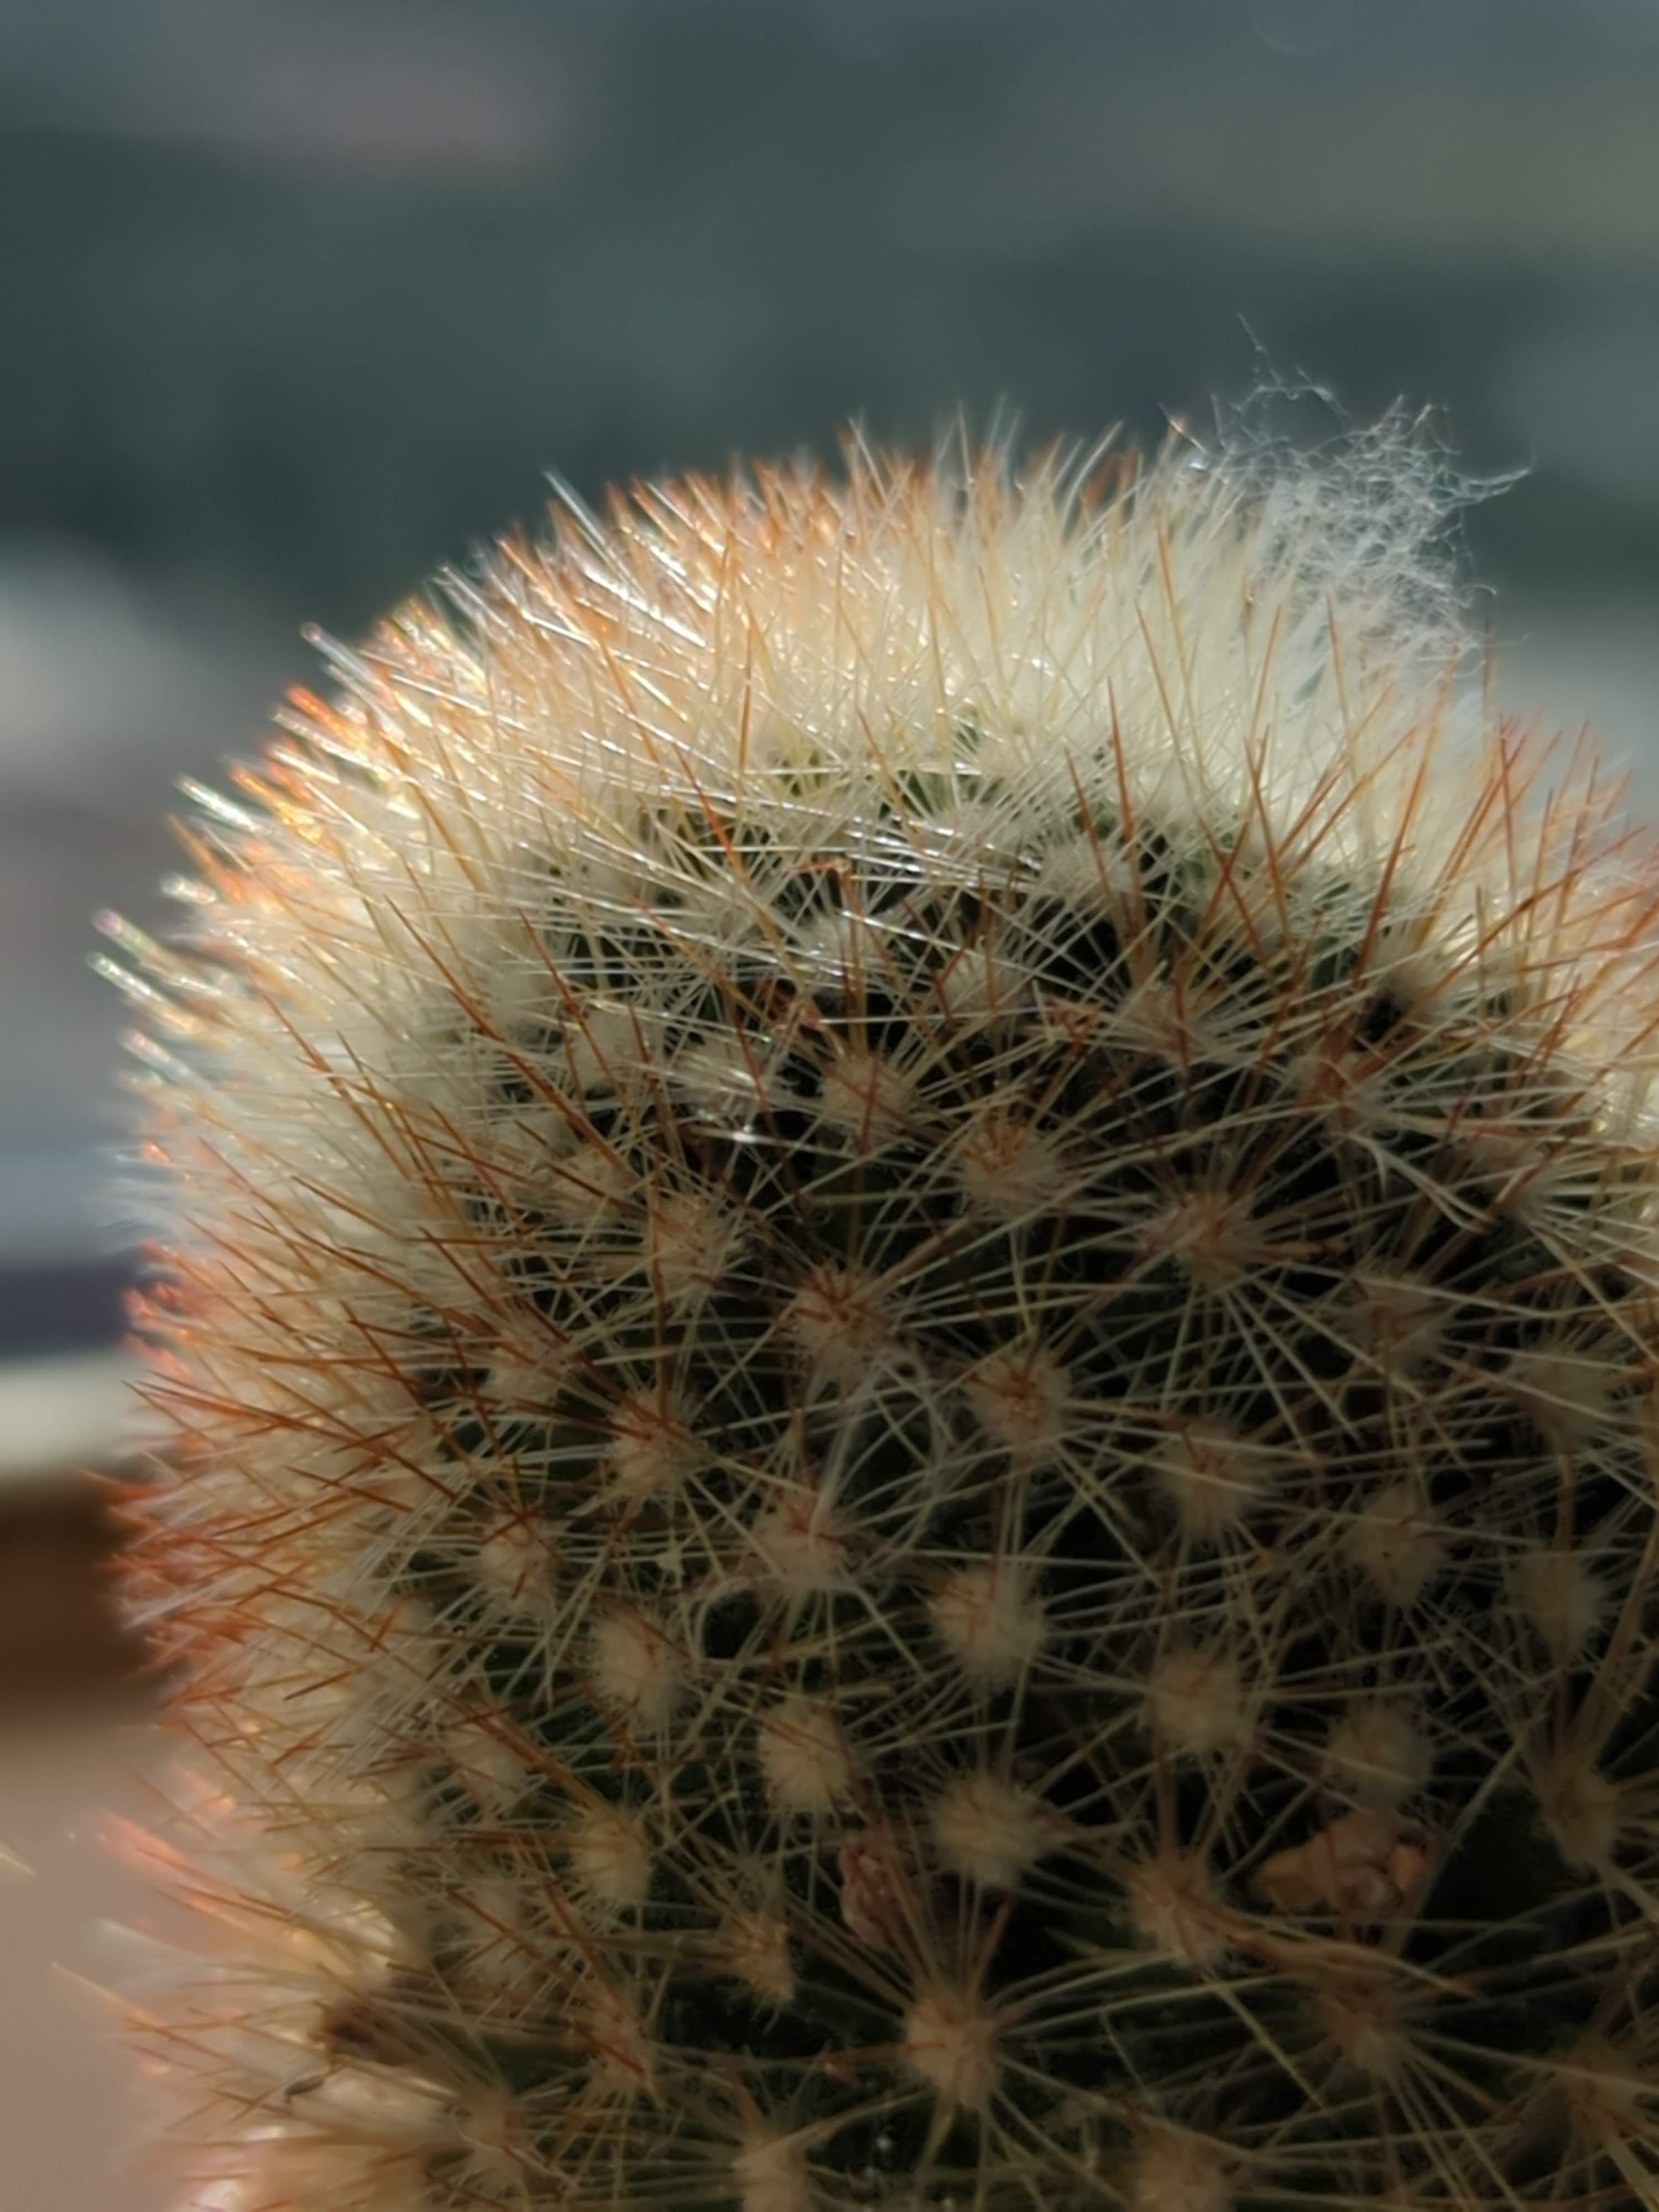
[114,434,1659,2209]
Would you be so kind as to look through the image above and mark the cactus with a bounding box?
[109,428,1659,2210]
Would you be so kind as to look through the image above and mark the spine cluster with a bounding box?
[113,432,1659,2209]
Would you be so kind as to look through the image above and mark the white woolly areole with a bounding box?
[757,1695,857,1814]
[1344,1482,1449,1607]
[1125,2135,1234,2212]
[928,1560,1047,1685]
[472,1510,558,1618]
[588,1606,683,1729]
[1325,1700,1433,1807]
[567,1803,653,1913]
[964,1342,1073,1465]
[1512,1546,1610,1663]
[748,1483,854,1596]
[930,1771,1061,1889]
[901,1984,1002,2111]
[734,2127,813,2212]
[717,1901,795,2005]
[1152,1417,1277,1540]
[1146,1644,1253,1759]
[1127,1850,1232,1970]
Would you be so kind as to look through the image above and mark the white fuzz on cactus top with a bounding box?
[108,428,1659,2209]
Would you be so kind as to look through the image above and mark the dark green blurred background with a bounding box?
[5,0,1659,1360]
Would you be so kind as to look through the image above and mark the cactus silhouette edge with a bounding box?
[108,424,1659,2208]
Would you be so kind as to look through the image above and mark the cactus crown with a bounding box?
[113,431,1659,2209]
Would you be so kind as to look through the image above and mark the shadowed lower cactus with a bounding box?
[109,428,1659,2209]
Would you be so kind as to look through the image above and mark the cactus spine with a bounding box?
[113,431,1659,2208]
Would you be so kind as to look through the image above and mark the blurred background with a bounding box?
[4,1,1659,2203]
